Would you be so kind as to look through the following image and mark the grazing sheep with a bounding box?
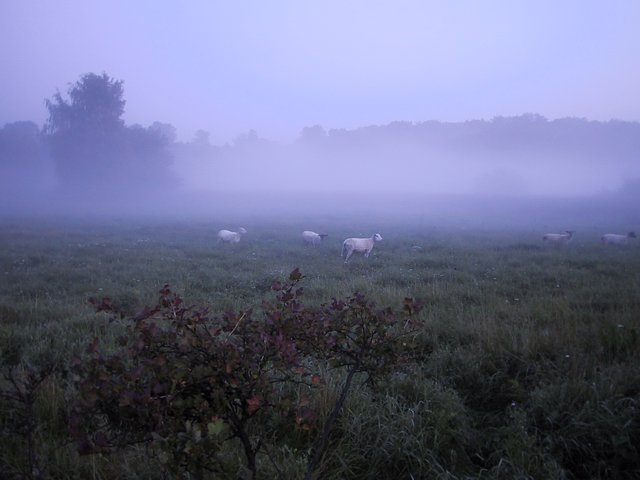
[302,230,328,246]
[342,233,383,263]
[543,230,575,244]
[217,227,247,244]
[601,232,637,245]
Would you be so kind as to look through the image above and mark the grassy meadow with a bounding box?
[1,216,639,479]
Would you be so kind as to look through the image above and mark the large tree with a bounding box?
[45,72,175,197]
[45,72,125,135]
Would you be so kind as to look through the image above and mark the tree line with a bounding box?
[2,71,640,202]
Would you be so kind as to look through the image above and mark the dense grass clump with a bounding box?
[1,218,639,479]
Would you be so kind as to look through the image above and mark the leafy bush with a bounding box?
[71,269,423,479]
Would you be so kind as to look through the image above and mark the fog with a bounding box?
[2,112,640,231]
[1,2,639,230]
[173,117,640,198]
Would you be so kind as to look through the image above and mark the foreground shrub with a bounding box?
[71,269,423,479]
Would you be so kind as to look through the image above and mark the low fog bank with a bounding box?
[2,75,639,233]
[2,186,638,235]
[171,116,640,199]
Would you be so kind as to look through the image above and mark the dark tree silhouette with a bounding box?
[45,73,125,136]
[44,72,175,197]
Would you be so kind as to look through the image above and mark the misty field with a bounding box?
[1,218,639,479]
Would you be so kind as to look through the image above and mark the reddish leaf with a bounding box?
[246,396,261,414]
[289,268,302,281]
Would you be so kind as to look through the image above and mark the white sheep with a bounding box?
[302,230,328,246]
[542,230,575,244]
[217,227,247,244]
[601,232,637,245]
[342,233,383,263]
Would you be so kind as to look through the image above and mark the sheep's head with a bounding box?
[374,233,383,242]
[319,234,328,239]
[629,231,637,238]
[238,228,248,235]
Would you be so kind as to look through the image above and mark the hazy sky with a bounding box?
[2,1,639,143]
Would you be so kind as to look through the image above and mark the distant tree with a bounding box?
[45,73,125,136]
[172,129,215,163]
[44,72,175,196]
[0,121,55,198]
[298,125,326,145]
[0,121,49,167]
[123,122,176,187]
[192,129,211,147]
[147,121,177,145]
[234,129,261,148]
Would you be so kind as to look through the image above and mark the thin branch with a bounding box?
[304,362,360,480]
[227,311,247,338]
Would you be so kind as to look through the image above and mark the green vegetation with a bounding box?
[1,218,639,479]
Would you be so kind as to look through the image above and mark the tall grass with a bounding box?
[1,218,639,478]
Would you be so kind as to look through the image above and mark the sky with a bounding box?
[1,0,639,144]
